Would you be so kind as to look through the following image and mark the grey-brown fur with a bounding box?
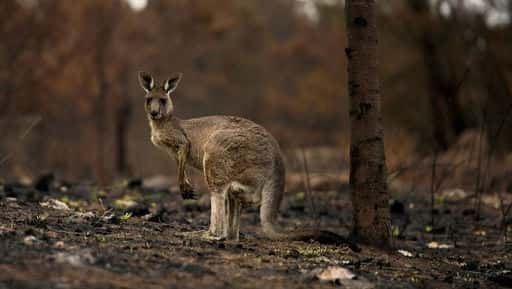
[138,72,357,247]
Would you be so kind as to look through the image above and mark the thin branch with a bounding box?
[0,116,42,167]
[430,152,438,228]
[300,147,318,224]
[19,116,42,140]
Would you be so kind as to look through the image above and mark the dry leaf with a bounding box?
[427,241,454,249]
[397,249,413,257]
[40,199,70,211]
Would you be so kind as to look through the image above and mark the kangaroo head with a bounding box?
[138,71,182,121]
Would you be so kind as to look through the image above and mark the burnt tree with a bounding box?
[345,0,391,247]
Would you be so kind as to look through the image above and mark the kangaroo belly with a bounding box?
[202,131,278,190]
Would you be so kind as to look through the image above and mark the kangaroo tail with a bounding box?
[262,220,360,252]
[260,173,360,252]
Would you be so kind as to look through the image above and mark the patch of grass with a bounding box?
[289,244,346,258]
[392,225,401,237]
[293,192,305,202]
[95,235,108,243]
[435,196,445,206]
[120,212,132,222]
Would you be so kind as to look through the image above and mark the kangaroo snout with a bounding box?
[149,110,161,119]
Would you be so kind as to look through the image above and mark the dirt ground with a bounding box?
[0,172,511,289]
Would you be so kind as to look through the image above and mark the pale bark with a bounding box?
[345,0,391,247]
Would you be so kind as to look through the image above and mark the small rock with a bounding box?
[316,266,356,282]
[23,235,39,246]
[54,241,66,248]
[53,250,96,267]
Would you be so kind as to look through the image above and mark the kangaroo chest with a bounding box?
[150,130,167,149]
[150,128,182,155]
[149,120,205,170]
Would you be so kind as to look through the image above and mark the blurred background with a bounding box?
[0,0,511,189]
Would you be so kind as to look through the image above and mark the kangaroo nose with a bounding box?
[150,111,158,117]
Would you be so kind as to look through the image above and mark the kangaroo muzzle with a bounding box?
[149,101,162,119]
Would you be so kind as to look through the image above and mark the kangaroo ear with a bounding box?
[163,73,182,94]
[138,71,155,93]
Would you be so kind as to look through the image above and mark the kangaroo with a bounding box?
[138,72,357,249]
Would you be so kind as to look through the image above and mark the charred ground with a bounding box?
[0,170,511,289]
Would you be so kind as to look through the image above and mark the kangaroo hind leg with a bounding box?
[208,192,226,238]
[223,181,254,241]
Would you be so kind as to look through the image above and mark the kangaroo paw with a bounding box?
[180,182,197,199]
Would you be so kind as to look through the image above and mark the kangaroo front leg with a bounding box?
[176,148,195,199]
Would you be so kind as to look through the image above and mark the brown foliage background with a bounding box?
[0,0,511,182]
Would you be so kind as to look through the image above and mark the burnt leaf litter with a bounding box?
[0,174,511,289]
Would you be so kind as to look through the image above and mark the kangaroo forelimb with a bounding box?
[176,147,195,199]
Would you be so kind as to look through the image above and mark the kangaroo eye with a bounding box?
[159,99,166,105]
[145,98,151,105]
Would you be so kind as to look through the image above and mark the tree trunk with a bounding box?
[345,0,391,247]
[94,46,108,185]
[409,1,467,150]
[422,32,467,151]
[93,1,120,184]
